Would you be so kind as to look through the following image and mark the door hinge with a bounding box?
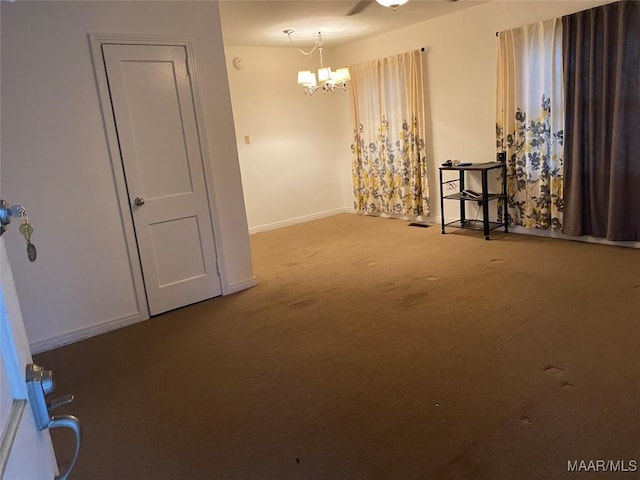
[185,57,191,77]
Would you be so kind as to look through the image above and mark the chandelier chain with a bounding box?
[285,31,321,57]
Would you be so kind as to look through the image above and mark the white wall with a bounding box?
[223,1,616,232]
[333,0,617,224]
[1,1,254,351]
[224,46,353,233]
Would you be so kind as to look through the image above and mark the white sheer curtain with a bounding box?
[349,51,429,216]
[496,19,565,230]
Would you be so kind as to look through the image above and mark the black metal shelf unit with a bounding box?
[438,161,508,240]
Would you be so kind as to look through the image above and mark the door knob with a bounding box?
[0,199,26,236]
[134,196,145,206]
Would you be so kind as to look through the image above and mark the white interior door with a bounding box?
[102,44,222,316]
[1,60,58,476]
[0,238,58,479]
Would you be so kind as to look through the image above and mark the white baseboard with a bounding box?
[248,208,353,234]
[29,276,261,352]
[222,276,257,295]
[29,312,144,354]
[508,226,640,248]
[30,276,260,353]
[439,217,639,248]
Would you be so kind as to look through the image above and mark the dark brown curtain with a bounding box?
[561,1,640,241]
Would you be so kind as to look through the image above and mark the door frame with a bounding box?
[89,34,226,319]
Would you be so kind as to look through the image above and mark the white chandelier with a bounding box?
[376,0,409,10]
[284,30,351,95]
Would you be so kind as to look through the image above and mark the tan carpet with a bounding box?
[36,214,640,479]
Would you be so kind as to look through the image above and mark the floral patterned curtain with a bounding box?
[496,19,565,231]
[349,51,429,216]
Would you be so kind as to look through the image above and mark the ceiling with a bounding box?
[218,0,489,48]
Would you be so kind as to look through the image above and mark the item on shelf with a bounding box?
[461,189,482,198]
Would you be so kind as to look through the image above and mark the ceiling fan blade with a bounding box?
[346,0,374,16]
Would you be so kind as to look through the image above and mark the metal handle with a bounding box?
[48,394,75,412]
[49,415,82,480]
[134,196,145,206]
[26,365,82,480]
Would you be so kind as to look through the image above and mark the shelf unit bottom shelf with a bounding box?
[442,219,506,232]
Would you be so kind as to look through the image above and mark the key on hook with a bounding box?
[18,215,37,262]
